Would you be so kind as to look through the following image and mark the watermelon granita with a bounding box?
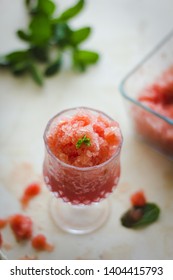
[132,67,173,157]
[43,107,122,205]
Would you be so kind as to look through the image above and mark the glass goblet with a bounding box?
[43,107,122,234]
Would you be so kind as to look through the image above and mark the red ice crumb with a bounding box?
[9,214,33,242]
[0,219,8,229]
[19,255,38,260]
[20,183,41,208]
[130,190,147,207]
[0,232,2,248]
[31,234,54,252]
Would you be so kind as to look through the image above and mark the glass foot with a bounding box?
[50,197,110,234]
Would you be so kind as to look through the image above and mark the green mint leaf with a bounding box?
[30,46,49,62]
[76,135,91,149]
[75,63,86,72]
[17,30,31,42]
[53,23,72,47]
[73,49,99,66]
[37,0,56,16]
[133,203,160,227]
[6,50,29,64]
[121,203,160,229]
[53,0,85,23]
[28,63,43,86]
[45,57,61,76]
[29,15,52,45]
[11,61,29,76]
[70,27,91,46]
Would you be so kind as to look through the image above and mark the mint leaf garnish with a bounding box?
[76,135,91,149]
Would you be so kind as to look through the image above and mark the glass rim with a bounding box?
[119,29,173,126]
[43,106,123,171]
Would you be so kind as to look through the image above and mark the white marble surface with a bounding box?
[0,0,173,260]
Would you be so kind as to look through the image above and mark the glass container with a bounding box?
[119,30,173,159]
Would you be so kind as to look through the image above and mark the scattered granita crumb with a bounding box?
[19,255,38,260]
[130,190,147,207]
[128,208,144,222]
[9,214,33,242]
[0,232,2,248]
[31,234,54,252]
[20,182,41,208]
[0,218,8,229]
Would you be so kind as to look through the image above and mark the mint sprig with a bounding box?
[76,135,91,149]
[0,0,99,86]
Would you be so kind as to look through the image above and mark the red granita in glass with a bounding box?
[43,108,122,205]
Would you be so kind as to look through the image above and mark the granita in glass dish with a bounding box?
[133,67,173,156]
[43,107,123,234]
[119,31,173,159]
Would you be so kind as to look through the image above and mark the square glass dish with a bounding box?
[119,30,173,160]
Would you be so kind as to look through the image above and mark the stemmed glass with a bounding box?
[43,107,122,234]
